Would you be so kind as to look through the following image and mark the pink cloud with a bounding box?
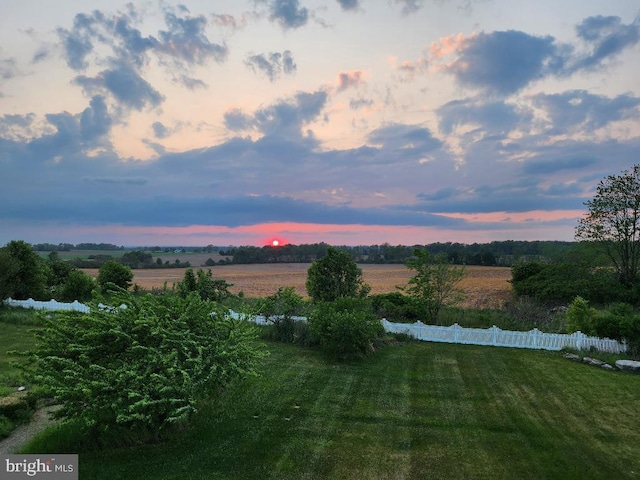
[336,70,365,92]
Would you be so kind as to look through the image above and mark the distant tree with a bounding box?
[205,258,216,266]
[403,249,465,324]
[0,240,47,300]
[58,270,96,302]
[576,164,640,287]
[306,247,370,302]
[97,261,133,293]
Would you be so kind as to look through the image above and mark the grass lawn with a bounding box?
[21,340,640,479]
[0,308,40,395]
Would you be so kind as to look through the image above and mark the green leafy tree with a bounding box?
[32,291,266,438]
[0,240,47,300]
[178,269,232,301]
[97,260,133,293]
[306,247,370,302]
[576,164,640,287]
[403,248,465,324]
[58,269,96,302]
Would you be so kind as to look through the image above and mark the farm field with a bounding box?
[82,264,513,308]
[21,341,640,479]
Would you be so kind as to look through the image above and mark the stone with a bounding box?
[564,353,581,361]
[615,359,640,373]
[583,357,605,366]
[601,364,614,370]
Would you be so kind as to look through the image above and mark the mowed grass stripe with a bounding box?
[22,341,640,480]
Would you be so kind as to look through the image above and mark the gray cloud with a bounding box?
[55,5,226,111]
[444,30,560,95]
[570,15,640,72]
[531,90,640,134]
[394,0,424,15]
[337,0,360,11]
[158,9,228,65]
[152,122,169,139]
[245,50,296,82]
[225,90,328,141]
[367,123,442,154]
[437,98,528,135]
[349,97,374,109]
[75,60,164,110]
[260,0,310,30]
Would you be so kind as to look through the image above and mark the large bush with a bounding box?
[259,286,304,343]
[308,298,384,359]
[97,260,133,293]
[32,291,265,439]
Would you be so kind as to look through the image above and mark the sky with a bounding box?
[1,0,639,247]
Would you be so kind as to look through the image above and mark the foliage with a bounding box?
[96,260,133,293]
[511,261,629,305]
[259,286,304,343]
[0,240,47,300]
[308,297,384,359]
[306,246,371,302]
[565,298,640,358]
[576,164,640,287]
[565,296,597,335]
[369,292,425,322]
[30,290,266,438]
[403,249,465,324]
[177,268,233,302]
[56,270,96,302]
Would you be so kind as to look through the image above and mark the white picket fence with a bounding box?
[4,297,627,354]
[4,297,91,313]
[381,320,627,354]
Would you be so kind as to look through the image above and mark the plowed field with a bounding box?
[84,264,513,309]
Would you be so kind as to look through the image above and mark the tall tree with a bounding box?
[575,165,640,287]
[403,249,465,324]
[306,247,370,302]
[0,240,47,300]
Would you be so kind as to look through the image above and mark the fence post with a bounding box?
[492,325,498,346]
[454,323,459,343]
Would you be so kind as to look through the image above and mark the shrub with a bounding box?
[369,292,425,322]
[31,290,266,440]
[259,286,304,343]
[97,261,133,293]
[306,247,370,302]
[308,298,384,360]
[566,296,597,335]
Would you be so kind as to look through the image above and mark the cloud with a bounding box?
[55,5,227,111]
[152,122,169,139]
[437,97,528,135]
[226,90,328,141]
[75,59,164,111]
[260,0,310,30]
[367,123,443,157]
[570,15,640,72]
[522,156,597,175]
[245,50,296,82]
[394,0,424,15]
[531,90,640,134]
[336,0,360,11]
[442,30,560,95]
[158,9,228,65]
[349,97,374,110]
[336,70,364,91]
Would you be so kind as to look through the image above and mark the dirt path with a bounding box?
[0,405,61,454]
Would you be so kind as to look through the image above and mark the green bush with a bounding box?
[369,292,425,322]
[308,298,384,360]
[259,287,304,343]
[31,290,266,441]
[566,296,597,335]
